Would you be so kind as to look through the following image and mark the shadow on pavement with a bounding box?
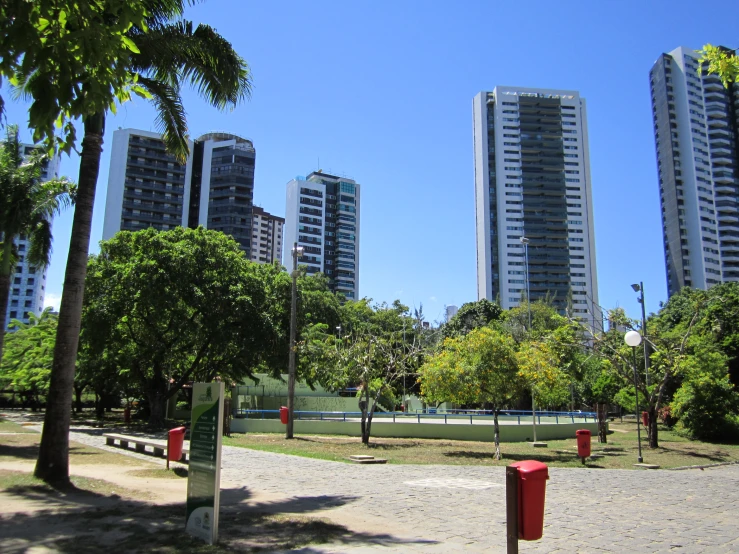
[0,476,434,552]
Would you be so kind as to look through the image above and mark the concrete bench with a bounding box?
[103,433,189,462]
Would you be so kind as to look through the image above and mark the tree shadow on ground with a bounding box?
[0,442,40,460]
[657,446,730,462]
[444,450,581,464]
[0,478,435,553]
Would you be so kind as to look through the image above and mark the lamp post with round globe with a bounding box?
[625,330,644,463]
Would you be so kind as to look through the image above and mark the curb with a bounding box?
[666,461,739,471]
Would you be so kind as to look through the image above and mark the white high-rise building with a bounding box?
[250,207,284,264]
[650,47,739,296]
[473,87,600,327]
[103,128,269,261]
[5,145,61,327]
[283,171,360,299]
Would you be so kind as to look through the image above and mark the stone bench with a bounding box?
[103,433,189,462]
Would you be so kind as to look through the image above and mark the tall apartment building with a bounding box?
[473,87,600,327]
[250,207,284,264]
[283,171,360,299]
[103,129,260,258]
[650,46,739,296]
[5,145,61,327]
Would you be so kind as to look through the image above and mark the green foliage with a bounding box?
[671,344,739,441]
[419,327,521,408]
[441,298,502,339]
[0,125,75,269]
[0,0,152,150]
[698,44,739,88]
[0,124,74,362]
[0,309,58,399]
[79,227,281,424]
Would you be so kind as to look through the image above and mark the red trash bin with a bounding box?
[576,429,591,461]
[279,406,289,424]
[167,426,187,468]
[509,460,549,541]
[641,411,649,428]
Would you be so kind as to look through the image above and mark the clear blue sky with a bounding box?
[5,0,739,324]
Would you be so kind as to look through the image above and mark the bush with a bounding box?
[175,401,190,411]
[671,345,739,441]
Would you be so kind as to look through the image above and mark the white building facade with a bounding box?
[5,145,61,327]
[103,129,270,262]
[473,87,600,327]
[650,47,739,296]
[250,207,284,264]
[283,171,360,299]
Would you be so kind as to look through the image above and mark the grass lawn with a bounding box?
[224,421,739,470]
[0,418,37,433]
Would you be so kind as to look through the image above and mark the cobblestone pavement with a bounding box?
[8,417,739,553]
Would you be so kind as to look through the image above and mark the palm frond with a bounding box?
[27,217,53,269]
[133,21,252,110]
[136,76,190,162]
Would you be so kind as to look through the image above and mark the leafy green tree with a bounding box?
[78,228,279,427]
[303,300,421,444]
[441,298,502,339]
[33,0,252,485]
[0,0,150,148]
[671,343,739,440]
[0,308,58,409]
[419,327,522,459]
[0,125,73,362]
[516,340,570,410]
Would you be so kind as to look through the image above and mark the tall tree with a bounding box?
[34,1,252,484]
[79,227,279,427]
[419,327,522,460]
[0,125,73,362]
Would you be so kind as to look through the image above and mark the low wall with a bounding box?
[230,418,601,442]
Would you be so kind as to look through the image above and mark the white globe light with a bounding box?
[624,330,642,347]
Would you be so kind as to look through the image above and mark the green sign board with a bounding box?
[186,381,224,544]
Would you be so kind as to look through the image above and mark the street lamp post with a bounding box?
[520,237,532,330]
[624,330,644,463]
[286,242,304,439]
[520,236,537,442]
[631,283,650,386]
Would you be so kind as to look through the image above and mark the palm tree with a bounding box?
[0,125,74,364]
[34,1,251,484]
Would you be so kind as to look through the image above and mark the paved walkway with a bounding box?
[9,416,739,553]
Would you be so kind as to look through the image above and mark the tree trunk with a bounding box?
[35,112,105,485]
[359,387,369,445]
[95,393,104,419]
[0,241,14,364]
[648,405,659,448]
[74,384,83,414]
[147,391,167,428]
[493,409,501,460]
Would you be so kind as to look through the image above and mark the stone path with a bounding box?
[8,416,739,553]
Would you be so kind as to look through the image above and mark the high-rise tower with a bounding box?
[283,171,360,299]
[103,129,261,259]
[650,47,739,295]
[473,87,600,327]
[5,144,61,327]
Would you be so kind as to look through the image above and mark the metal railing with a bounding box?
[234,409,596,425]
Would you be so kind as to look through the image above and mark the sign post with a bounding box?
[186,382,225,544]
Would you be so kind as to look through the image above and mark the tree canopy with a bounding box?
[79,227,281,425]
